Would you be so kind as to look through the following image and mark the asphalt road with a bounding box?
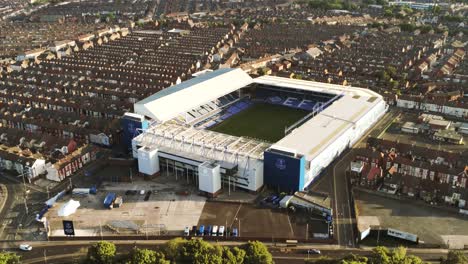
[0,174,48,241]
[0,178,15,240]
[1,240,457,264]
[326,108,400,248]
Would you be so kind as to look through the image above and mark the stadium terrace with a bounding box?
[128,68,387,196]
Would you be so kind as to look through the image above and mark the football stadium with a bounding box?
[128,68,387,196]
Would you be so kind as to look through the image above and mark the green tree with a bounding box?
[222,246,246,264]
[420,25,433,34]
[370,246,423,264]
[442,250,468,264]
[164,237,186,260]
[378,70,390,81]
[305,256,337,264]
[399,23,417,32]
[293,73,303,80]
[370,246,391,264]
[127,248,169,264]
[180,239,222,264]
[243,241,274,264]
[87,241,116,264]
[389,80,399,89]
[0,252,21,264]
[385,66,397,79]
[390,246,408,263]
[383,9,393,17]
[342,254,368,264]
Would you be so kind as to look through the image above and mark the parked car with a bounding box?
[144,191,152,201]
[212,225,218,236]
[199,225,205,236]
[206,225,212,236]
[19,244,32,251]
[192,226,197,236]
[232,228,238,237]
[307,249,321,255]
[184,226,190,236]
[218,226,225,236]
[226,227,231,237]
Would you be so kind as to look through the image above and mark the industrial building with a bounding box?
[130,68,387,196]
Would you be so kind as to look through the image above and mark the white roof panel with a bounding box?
[263,77,385,161]
[134,68,253,122]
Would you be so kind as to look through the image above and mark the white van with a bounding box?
[218,226,225,237]
[212,225,218,236]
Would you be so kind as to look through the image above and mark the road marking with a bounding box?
[286,211,294,237]
[230,204,242,228]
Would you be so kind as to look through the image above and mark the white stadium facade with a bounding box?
[129,68,387,196]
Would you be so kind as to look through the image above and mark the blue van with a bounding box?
[268,195,278,203]
[199,225,205,236]
[232,228,238,237]
[206,225,212,236]
[272,197,281,205]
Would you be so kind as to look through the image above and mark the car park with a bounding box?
[19,244,32,251]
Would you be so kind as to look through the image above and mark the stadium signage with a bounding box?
[63,220,75,236]
[275,158,286,170]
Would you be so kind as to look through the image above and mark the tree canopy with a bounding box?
[162,239,273,264]
[0,252,21,264]
[441,250,468,264]
[243,241,274,264]
[86,241,117,264]
[306,246,424,264]
[126,248,169,264]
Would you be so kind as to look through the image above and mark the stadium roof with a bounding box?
[134,68,253,122]
[261,77,385,161]
[253,75,382,98]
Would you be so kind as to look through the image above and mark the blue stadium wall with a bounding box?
[121,116,148,151]
[263,149,305,192]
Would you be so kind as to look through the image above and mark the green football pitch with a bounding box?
[209,103,309,142]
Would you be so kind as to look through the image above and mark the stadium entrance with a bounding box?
[157,152,200,186]
[156,151,241,192]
